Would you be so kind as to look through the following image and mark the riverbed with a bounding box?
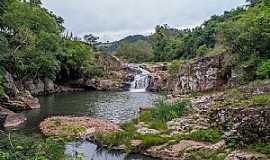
[22,91,163,160]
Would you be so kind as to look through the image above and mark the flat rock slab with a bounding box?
[40,116,120,138]
[4,113,26,128]
[225,150,268,160]
[145,140,226,160]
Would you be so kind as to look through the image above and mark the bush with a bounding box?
[168,60,186,75]
[256,59,270,79]
[0,132,65,160]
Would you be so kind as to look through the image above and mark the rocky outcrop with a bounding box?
[169,54,227,95]
[40,116,120,138]
[211,105,270,143]
[143,64,169,92]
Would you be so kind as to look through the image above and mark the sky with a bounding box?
[42,0,246,42]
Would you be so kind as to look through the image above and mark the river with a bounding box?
[22,91,162,160]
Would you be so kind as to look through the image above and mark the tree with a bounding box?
[115,40,154,63]
[83,34,99,49]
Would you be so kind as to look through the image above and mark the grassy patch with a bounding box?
[174,129,223,143]
[247,143,270,156]
[149,120,167,131]
[94,131,134,148]
[251,93,270,105]
[187,129,223,143]
[188,149,227,160]
[140,134,170,148]
[151,100,190,123]
[61,124,87,136]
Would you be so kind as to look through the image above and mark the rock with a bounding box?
[39,116,120,138]
[145,140,226,160]
[136,122,160,135]
[44,77,55,94]
[148,71,170,92]
[145,140,208,159]
[225,150,268,160]
[167,54,227,95]
[4,113,26,128]
[143,64,167,73]
[24,79,45,96]
[211,105,270,143]
[3,70,19,97]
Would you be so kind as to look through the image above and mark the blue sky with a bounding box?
[42,0,246,42]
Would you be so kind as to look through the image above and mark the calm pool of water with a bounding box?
[23,91,163,160]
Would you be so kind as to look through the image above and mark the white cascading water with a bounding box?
[129,64,150,93]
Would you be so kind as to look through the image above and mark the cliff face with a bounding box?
[147,54,229,95]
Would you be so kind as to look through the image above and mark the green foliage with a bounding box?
[61,124,87,137]
[60,39,94,78]
[140,134,169,148]
[251,93,270,105]
[256,59,270,79]
[247,143,270,156]
[115,40,154,63]
[138,110,152,122]
[151,100,190,123]
[2,0,60,33]
[94,131,133,148]
[0,132,65,160]
[186,129,223,143]
[188,149,226,160]
[168,60,186,75]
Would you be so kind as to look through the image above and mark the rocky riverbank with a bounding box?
[89,80,270,160]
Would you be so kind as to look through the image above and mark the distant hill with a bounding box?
[97,35,150,54]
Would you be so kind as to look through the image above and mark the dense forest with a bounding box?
[0,0,105,97]
[115,0,270,82]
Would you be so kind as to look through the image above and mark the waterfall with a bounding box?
[128,64,150,93]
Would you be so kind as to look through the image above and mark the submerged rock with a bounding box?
[40,116,120,138]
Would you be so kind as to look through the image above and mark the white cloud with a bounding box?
[42,0,246,42]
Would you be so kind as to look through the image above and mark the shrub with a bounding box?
[168,60,186,75]
[256,59,270,79]
[247,143,270,156]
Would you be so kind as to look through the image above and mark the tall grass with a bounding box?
[151,100,190,122]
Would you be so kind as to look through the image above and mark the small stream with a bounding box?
[21,65,163,160]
